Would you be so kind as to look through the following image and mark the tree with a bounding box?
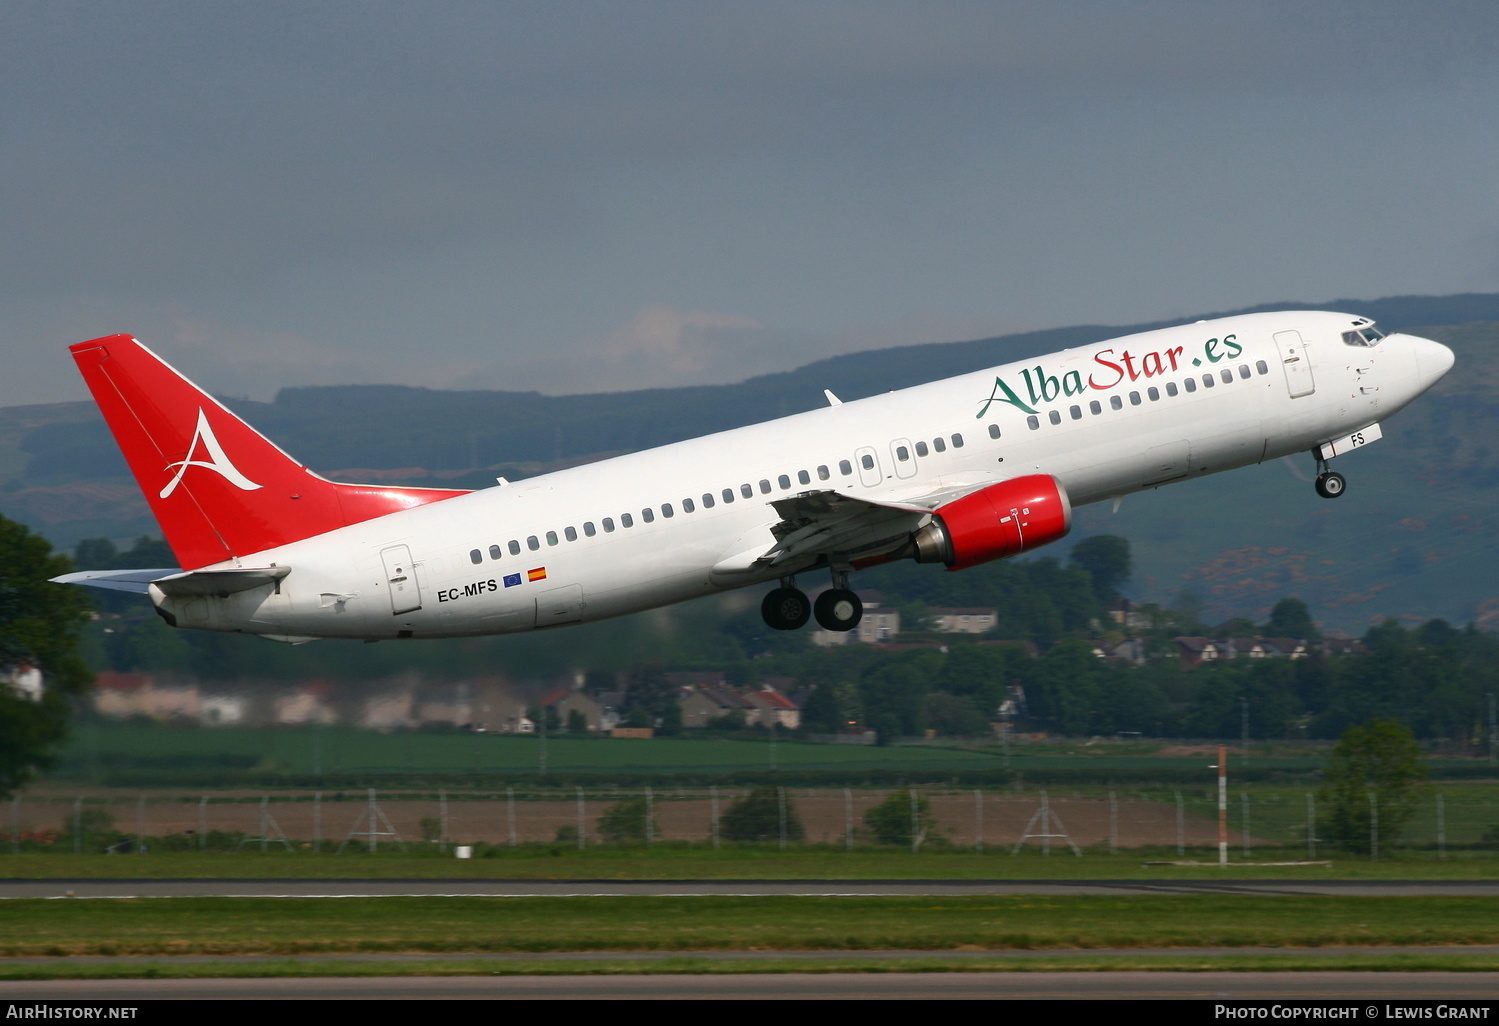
[863,789,940,849]
[1068,535,1132,604]
[1265,598,1319,641]
[719,787,804,843]
[597,796,649,843]
[0,516,95,798]
[1320,720,1428,855]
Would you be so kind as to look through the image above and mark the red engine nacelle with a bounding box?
[911,474,1072,571]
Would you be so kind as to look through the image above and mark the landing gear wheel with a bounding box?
[761,587,811,630]
[1315,471,1346,499]
[814,588,863,632]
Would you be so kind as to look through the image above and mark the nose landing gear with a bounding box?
[1311,448,1347,499]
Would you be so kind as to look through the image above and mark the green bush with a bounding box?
[720,787,803,843]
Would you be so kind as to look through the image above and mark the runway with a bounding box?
[5,971,1499,999]
[5,877,1499,898]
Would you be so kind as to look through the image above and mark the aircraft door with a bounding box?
[380,545,422,615]
[854,446,883,487]
[889,438,918,480]
[1273,330,1316,399]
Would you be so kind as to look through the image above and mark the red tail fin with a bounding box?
[71,335,469,570]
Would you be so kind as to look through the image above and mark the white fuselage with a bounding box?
[153,311,1452,642]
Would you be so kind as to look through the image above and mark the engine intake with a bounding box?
[911,474,1072,570]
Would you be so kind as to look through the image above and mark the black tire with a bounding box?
[761,587,811,630]
[813,588,863,632]
[1315,471,1346,499]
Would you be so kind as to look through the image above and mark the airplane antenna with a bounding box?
[823,389,842,406]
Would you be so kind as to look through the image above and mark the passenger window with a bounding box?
[797,470,810,484]
[1048,410,1061,425]
[896,446,909,461]
[564,526,577,542]
[1202,374,1215,388]
[777,474,791,490]
[839,460,853,476]
[1185,377,1197,393]
[1110,395,1123,410]
[1129,391,1141,406]
[1256,360,1269,375]
[546,531,558,546]
[584,522,596,537]
[1089,400,1101,415]
[1166,382,1178,397]
[722,488,735,504]
[1069,405,1082,420]
[488,544,502,560]
[861,454,875,470]
[741,483,754,498]
[701,493,714,509]
[470,549,482,565]
[1027,415,1040,430]
[603,518,615,533]
[642,508,655,523]
[1238,364,1251,379]
[683,498,695,513]
[1220,369,1233,384]
[817,465,830,480]
[508,540,521,555]
[915,441,929,457]
[1147,387,1159,401]
[661,503,674,518]
[527,535,540,551]
[951,433,964,448]
[988,424,1000,439]
[933,437,946,453]
[759,480,771,494]
[621,514,633,528]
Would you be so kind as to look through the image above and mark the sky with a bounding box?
[3,1,1497,407]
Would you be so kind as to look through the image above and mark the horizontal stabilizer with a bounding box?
[50,568,180,594]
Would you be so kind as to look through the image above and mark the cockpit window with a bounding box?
[1342,325,1385,347]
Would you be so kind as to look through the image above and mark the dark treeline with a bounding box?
[73,535,1499,745]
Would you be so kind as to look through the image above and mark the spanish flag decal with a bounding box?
[527,567,547,582]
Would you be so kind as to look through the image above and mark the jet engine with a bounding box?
[910,474,1072,570]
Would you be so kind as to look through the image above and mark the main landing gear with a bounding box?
[761,573,864,632]
[1312,448,1346,499]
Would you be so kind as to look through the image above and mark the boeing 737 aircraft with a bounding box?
[54,311,1453,642]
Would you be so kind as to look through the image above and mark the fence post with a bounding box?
[313,792,320,854]
[1307,792,1316,860]
[576,787,586,851]
[73,796,81,855]
[1437,793,1445,861]
[974,789,983,855]
[1368,786,1378,861]
[137,794,145,855]
[1175,791,1184,857]
[1241,792,1250,859]
[645,786,654,847]
[844,787,852,852]
[439,788,448,853]
[11,795,19,854]
[1109,790,1117,856]
[507,787,516,847]
[710,785,720,850]
[778,787,787,852]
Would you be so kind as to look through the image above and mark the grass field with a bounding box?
[4,845,1499,879]
[4,894,1499,959]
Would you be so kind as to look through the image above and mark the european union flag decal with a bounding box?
[502,573,522,588]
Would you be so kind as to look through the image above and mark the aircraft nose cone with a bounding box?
[1412,337,1455,390]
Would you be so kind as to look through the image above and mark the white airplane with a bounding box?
[54,311,1453,642]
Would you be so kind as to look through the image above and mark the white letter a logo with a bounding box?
[159,409,263,498]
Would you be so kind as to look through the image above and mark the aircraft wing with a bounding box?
[711,481,994,575]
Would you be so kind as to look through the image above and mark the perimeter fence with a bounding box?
[5,786,1499,858]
